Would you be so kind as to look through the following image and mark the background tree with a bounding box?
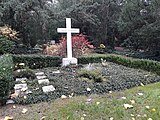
[118,0,160,55]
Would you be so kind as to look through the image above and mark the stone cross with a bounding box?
[57,18,80,66]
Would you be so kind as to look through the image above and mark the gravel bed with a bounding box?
[15,62,160,104]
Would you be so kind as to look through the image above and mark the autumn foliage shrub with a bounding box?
[44,34,94,57]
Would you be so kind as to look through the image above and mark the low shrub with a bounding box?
[0,35,15,54]
[13,67,36,79]
[77,69,104,83]
[44,34,94,57]
[12,54,62,69]
[0,54,14,105]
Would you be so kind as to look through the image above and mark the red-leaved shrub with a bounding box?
[44,34,94,57]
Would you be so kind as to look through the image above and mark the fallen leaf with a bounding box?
[40,116,46,120]
[123,104,133,109]
[109,117,114,120]
[130,100,136,104]
[140,83,144,86]
[131,118,135,120]
[4,116,13,120]
[81,117,84,120]
[96,102,100,105]
[151,108,156,112]
[61,95,67,99]
[137,114,141,117]
[130,114,134,117]
[145,106,150,109]
[83,114,87,117]
[137,93,144,96]
[22,108,28,114]
[121,97,126,99]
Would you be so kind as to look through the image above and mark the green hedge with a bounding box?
[0,54,14,105]
[12,55,62,69]
[78,54,160,75]
[12,54,160,75]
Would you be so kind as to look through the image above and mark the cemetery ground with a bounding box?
[1,54,160,120]
[1,82,160,120]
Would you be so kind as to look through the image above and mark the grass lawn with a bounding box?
[1,82,160,120]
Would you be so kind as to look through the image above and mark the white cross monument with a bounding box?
[57,18,80,66]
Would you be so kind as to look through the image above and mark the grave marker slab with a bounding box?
[42,85,55,93]
[35,72,45,76]
[38,79,50,84]
[16,77,27,82]
[36,75,47,79]
[14,84,28,90]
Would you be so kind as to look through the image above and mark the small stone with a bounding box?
[35,72,45,76]
[87,88,91,92]
[42,85,55,93]
[109,91,112,94]
[24,96,27,99]
[6,99,15,105]
[16,77,27,82]
[38,79,50,85]
[52,70,60,74]
[13,105,16,109]
[36,75,47,79]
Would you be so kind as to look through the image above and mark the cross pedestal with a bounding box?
[57,18,80,66]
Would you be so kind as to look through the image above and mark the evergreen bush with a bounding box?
[0,35,15,54]
[0,54,14,105]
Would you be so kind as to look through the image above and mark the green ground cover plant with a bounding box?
[0,54,14,105]
[2,82,160,120]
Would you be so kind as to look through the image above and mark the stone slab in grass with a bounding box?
[35,72,45,76]
[42,85,55,93]
[14,84,28,90]
[38,79,50,85]
[16,77,27,82]
[52,70,60,74]
[36,75,47,79]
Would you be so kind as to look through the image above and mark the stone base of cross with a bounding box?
[57,18,80,66]
[62,58,77,66]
